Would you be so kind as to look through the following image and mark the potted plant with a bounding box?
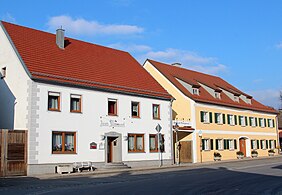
[214,152,222,161]
[268,149,275,156]
[251,150,258,158]
[236,151,244,159]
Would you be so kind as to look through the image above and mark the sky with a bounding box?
[1,0,282,109]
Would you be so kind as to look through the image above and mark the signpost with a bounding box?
[155,124,162,167]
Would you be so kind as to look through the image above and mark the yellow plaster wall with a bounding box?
[144,62,192,121]
[195,106,277,134]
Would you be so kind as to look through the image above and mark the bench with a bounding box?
[73,161,95,172]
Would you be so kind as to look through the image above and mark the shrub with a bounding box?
[236,151,244,156]
[268,149,275,153]
[251,150,258,155]
[214,152,222,157]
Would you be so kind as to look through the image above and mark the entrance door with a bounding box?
[107,137,118,163]
[179,141,193,163]
[239,138,246,157]
[0,130,27,177]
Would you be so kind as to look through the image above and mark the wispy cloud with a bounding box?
[276,42,282,49]
[46,15,143,36]
[248,89,281,109]
[108,43,152,52]
[1,13,16,23]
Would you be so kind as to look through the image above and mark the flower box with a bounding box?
[57,165,73,174]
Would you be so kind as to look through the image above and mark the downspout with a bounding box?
[275,115,280,153]
[170,97,175,165]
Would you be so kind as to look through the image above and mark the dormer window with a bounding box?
[1,67,6,79]
[215,92,221,99]
[193,88,199,95]
[246,98,252,104]
[234,95,239,102]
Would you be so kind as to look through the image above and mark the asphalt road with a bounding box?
[1,156,282,195]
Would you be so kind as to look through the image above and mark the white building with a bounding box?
[0,21,173,175]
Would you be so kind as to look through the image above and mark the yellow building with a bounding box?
[144,59,279,163]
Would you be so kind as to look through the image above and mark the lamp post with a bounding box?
[199,130,203,163]
[174,123,180,165]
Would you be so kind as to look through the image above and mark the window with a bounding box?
[251,140,258,150]
[269,140,275,149]
[202,139,213,151]
[224,139,237,150]
[228,139,235,150]
[267,119,274,128]
[70,94,82,113]
[200,111,212,123]
[227,114,235,125]
[108,99,117,116]
[259,118,265,128]
[48,92,60,111]
[215,92,221,99]
[131,102,140,118]
[128,134,144,152]
[234,95,239,102]
[152,104,160,119]
[261,140,266,150]
[214,113,222,124]
[52,131,76,154]
[249,117,256,127]
[193,88,199,95]
[149,134,165,152]
[215,139,223,150]
[239,116,246,126]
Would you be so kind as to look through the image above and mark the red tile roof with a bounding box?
[147,59,277,114]
[1,21,171,100]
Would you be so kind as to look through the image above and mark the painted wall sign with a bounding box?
[100,119,125,127]
[90,142,97,149]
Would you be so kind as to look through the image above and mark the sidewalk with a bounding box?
[33,154,282,180]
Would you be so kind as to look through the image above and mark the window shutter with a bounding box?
[274,140,277,148]
[245,117,248,126]
[234,115,237,125]
[202,139,205,150]
[209,112,213,123]
[223,114,226,124]
[215,139,219,150]
[210,139,214,150]
[257,140,260,149]
[224,139,227,150]
[251,141,253,149]
[267,119,270,127]
[249,117,252,126]
[260,140,263,149]
[259,118,262,127]
[239,116,242,125]
[234,139,237,149]
[266,140,269,149]
[214,113,218,123]
[227,115,230,124]
[255,118,258,126]
[200,111,204,122]
[226,140,230,149]
[264,119,267,127]
[272,119,275,127]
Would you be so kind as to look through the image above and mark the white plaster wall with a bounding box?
[35,82,172,164]
[0,24,30,130]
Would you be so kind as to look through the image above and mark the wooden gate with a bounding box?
[179,141,193,163]
[0,129,27,177]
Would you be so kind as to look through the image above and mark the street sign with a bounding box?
[155,124,162,132]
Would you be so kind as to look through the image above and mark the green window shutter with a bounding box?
[267,119,270,127]
[274,140,277,148]
[227,115,230,124]
[260,140,263,149]
[255,118,258,126]
[264,119,267,127]
[223,114,226,124]
[210,139,214,150]
[251,141,253,149]
[214,113,218,123]
[224,139,227,150]
[239,116,242,125]
[234,139,237,149]
[202,139,205,150]
[209,112,213,123]
[272,119,275,127]
[266,140,269,149]
[200,111,204,122]
[226,140,230,149]
[245,117,248,126]
[234,115,237,125]
[249,117,252,126]
[257,140,260,149]
[215,139,219,150]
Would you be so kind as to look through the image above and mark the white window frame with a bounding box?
[234,95,239,102]
[250,117,255,127]
[251,140,257,150]
[261,140,266,150]
[270,140,275,149]
[240,116,246,126]
[203,111,209,123]
[215,113,222,124]
[228,139,235,150]
[228,114,235,126]
[193,88,199,95]
[268,119,274,128]
[216,139,223,150]
[260,118,265,128]
[215,92,221,99]
[203,139,210,151]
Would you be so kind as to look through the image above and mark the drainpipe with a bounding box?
[275,115,280,153]
[170,98,175,165]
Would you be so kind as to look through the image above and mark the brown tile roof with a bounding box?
[1,21,171,100]
[147,59,277,114]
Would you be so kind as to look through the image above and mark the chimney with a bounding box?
[171,62,181,67]
[56,27,65,49]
